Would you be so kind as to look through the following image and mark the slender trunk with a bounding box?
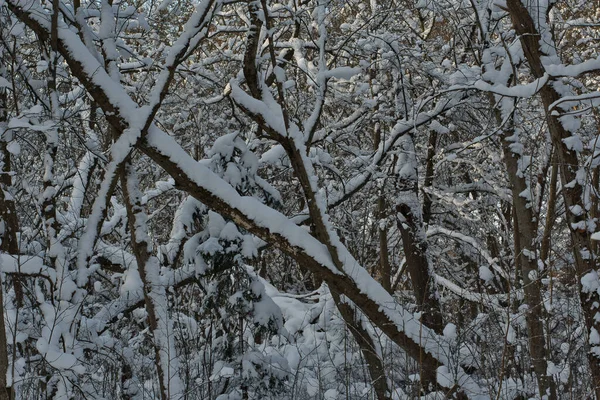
[422,129,437,226]
[374,123,392,292]
[540,159,558,264]
[395,133,443,392]
[377,197,392,293]
[121,163,178,400]
[506,0,600,396]
[331,291,391,400]
[0,86,14,400]
[500,121,556,399]
[485,80,555,397]
[396,134,443,335]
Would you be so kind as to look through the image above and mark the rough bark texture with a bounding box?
[500,119,556,399]
[0,89,16,400]
[506,0,600,396]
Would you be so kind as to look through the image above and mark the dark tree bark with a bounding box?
[506,0,600,396]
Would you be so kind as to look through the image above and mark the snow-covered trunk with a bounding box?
[121,163,183,400]
[373,123,392,292]
[506,0,600,396]
[376,196,392,293]
[394,133,443,391]
[0,72,14,400]
[0,101,19,256]
[422,129,437,226]
[495,98,556,399]
[395,133,442,334]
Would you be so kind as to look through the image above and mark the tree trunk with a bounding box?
[0,88,16,400]
[500,118,556,399]
[506,0,600,396]
[396,134,443,335]
[121,163,171,400]
[395,133,444,392]
[331,291,391,400]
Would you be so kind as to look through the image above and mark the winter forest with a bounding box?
[3,0,600,398]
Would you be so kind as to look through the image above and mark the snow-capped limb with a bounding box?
[430,182,512,204]
[6,0,217,135]
[161,196,205,267]
[75,149,130,286]
[139,126,482,390]
[65,149,97,222]
[544,55,600,78]
[328,95,464,209]
[259,98,462,213]
[434,274,510,313]
[427,226,509,281]
[504,0,600,395]
[4,0,218,285]
[548,92,600,113]
[6,0,478,393]
[449,73,549,98]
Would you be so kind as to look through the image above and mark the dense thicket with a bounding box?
[1,0,600,398]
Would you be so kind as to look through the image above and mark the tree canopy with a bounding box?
[1,0,600,398]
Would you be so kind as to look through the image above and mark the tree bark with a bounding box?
[396,134,443,335]
[331,291,391,400]
[121,163,170,400]
[500,116,556,399]
[506,0,600,396]
[0,89,14,400]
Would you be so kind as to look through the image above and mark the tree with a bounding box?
[3,0,600,398]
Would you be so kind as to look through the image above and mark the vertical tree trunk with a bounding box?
[0,90,14,400]
[395,133,443,392]
[396,134,443,335]
[422,129,437,226]
[374,123,392,292]
[121,163,173,400]
[377,197,392,293]
[500,118,556,399]
[331,291,391,400]
[506,0,600,396]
